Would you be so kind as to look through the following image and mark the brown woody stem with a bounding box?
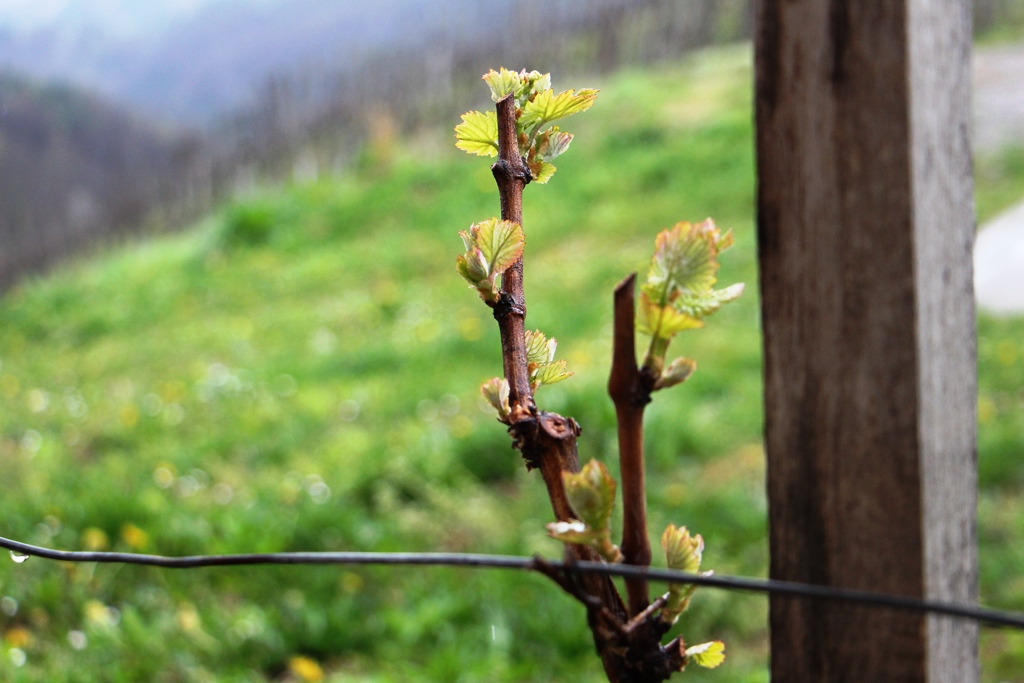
[489,93,586,541]
[488,93,675,683]
[491,93,535,418]
[608,274,658,617]
[622,594,669,636]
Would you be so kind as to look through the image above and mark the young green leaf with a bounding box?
[528,159,557,184]
[547,520,623,563]
[524,329,557,367]
[532,359,572,387]
[480,377,511,422]
[663,524,703,574]
[639,218,743,377]
[523,329,572,390]
[520,88,599,130]
[549,461,623,562]
[643,224,717,304]
[656,357,697,390]
[637,292,704,338]
[455,218,525,303]
[515,70,551,109]
[672,283,746,319]
[454,111,499,157]
[456,254,494,302]
[482,67,523,102]
[564,460,617,535]
[661,524,705,624]
[535,127,574,161]
[457,69,593,188]
[684,641,726,669]
[456,247,489,285]
[547,520,601,544]
[473,218,525,274]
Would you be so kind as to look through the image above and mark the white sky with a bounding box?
[0,0,242,37]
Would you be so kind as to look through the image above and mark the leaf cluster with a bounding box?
[546,463,726,671]
[682,640,727,671]
[480,377,511,423]
[455,68,731,678]
[662,526,727,671]
[479,330,571,423]
[638,219,744,384]
[455,67,598,184]
[547,460,623,563]
[455,218,525,304]
[525,329,572,391]
[660,524,708,624]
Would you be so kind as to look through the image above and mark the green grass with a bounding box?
[975,5,1024,46]
[0,44,1022,682]
[978,145,1024,223]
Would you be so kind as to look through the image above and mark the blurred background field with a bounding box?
[2,2,1024,682]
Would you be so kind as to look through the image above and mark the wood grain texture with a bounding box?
[909,2,979,680]
[754,0,977,680]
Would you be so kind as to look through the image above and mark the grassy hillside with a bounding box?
[1,46,1022,682]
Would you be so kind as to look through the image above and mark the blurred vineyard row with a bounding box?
[6,0,1023,290]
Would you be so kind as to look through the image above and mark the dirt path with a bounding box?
[974,43,1024,153]
[974,43,1024,315]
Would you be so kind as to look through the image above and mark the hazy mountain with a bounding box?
[0,0,240,39]
[0,0,501,125]
[0,0,744,288]
[0,70,208,284]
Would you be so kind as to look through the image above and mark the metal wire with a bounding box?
[2,534,1021,630]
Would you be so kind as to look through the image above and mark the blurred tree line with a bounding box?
[0,73,214,288]
[0,0,1018,288]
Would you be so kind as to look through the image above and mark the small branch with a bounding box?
[484,96,640,678]
[663,637,688,673]
[483,90,698,682]
[491,93,534,417]
[608,274,641,404]
[492,94,532,224]
[513,411,630,627]
[608,273,653,616]
[532,555,661,683]
[623,594,668,636]
[519,412,582,519]
[530,556,627,638]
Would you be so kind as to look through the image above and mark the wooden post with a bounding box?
[754,1,978,681]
